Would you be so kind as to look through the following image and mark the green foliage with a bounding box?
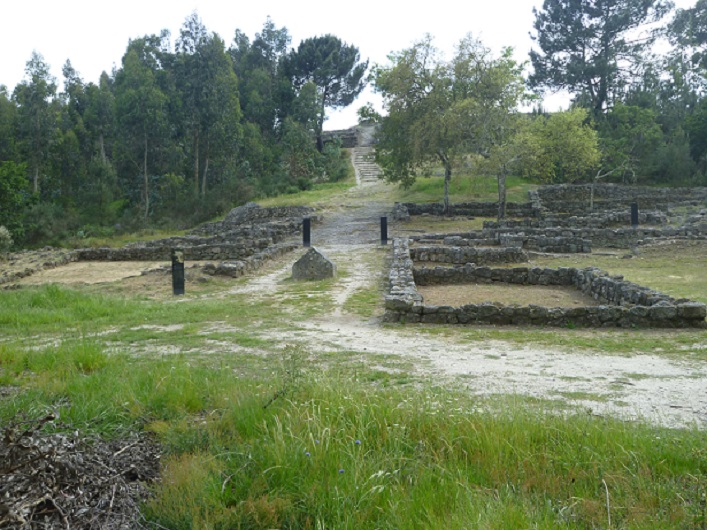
[519,109,601,183]
[12,51,57,195]
[286,34,368,149]
[0,160,30,240]
[374,34,528,211]
[530,0,673,115]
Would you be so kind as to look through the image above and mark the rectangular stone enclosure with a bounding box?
[385,238,706,328]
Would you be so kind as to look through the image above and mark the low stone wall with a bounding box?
[397,201,537,218]
[410,245,528,265]
[75,238,274,262]
[414,264,678,307]
[222,203,315,225]
[435,234,591,253]
[383,237,706,328]
[206,243,298,278]
[484,209,669,230]
[0,249,78,286]
[483,226,706,248]
[535,184,707,214]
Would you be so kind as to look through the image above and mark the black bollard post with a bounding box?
[630,201,639,228]
[303,217,311,247]
[381,216,388,245]
[171,248,185,296]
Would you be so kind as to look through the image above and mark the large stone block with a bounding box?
[292,247,336,280]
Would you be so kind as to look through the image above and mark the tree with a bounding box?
[231,18,293,138]
[597,103,662,183]
[521,108,602,183]
[374,34,527,213]
[530,0,673,116]
[0,161,30,240]
[114,38,171,221]
[0,86,17,162]
[84,72,116,164]
[175,14,242,197]
[13,51,58,194]
[286,35,368,150]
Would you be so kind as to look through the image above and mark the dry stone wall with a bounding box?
[395,201,537,219]
[410,245,528,265]
[535,184,707,214]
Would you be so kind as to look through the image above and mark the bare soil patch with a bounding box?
[417,283,601,307]
[16,261,169,285]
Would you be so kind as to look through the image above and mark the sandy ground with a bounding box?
[417,283,601,307]
[17,261,168,284]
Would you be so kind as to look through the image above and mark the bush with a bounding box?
[0,225,13,254]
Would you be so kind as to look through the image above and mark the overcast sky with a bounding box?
[0,0,696,130]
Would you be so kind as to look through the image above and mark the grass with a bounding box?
[530,240,707,305]
[0,273,705,529]
[3,332,705,528]
[394,173,535,204]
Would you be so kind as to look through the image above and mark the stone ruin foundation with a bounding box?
[384,238,707,328]
[1,203,319,286]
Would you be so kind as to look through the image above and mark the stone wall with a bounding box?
[482,226,706,248]
[397,201,537,218]
[484,209,669,230]
[206,243,298,278]
[535,184,707,214]
[192,204,316,237]
[383,237,706,328]
[409,245,528,265]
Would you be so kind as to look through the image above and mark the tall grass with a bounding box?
[145,375,707,529]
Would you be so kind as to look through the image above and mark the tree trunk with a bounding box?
[99,133,106,164]
[143,133,149,222]
[316,90,327,153]
[193,129,200,196]
[497,167,507,220]
[201,139,210,197]
[590,178,596,211]
[33,166,39,194]
[443,163,451,216]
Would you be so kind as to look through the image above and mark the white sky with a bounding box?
[0,0,696,130]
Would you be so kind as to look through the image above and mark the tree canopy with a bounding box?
[286,35,368,150]
[530,0,673,116]
[374,34,527,212]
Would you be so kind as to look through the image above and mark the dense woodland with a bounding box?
[4,1,707,248]
[0,14,365,248]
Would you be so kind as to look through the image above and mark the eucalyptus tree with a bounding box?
[374,34,527,213]
[0,86,17,162]
[114,37,171,221]
[231,17,293,137]
[175,13,242,196]
[13,51,58,194]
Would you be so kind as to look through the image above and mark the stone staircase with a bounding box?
[352,146,383,185]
